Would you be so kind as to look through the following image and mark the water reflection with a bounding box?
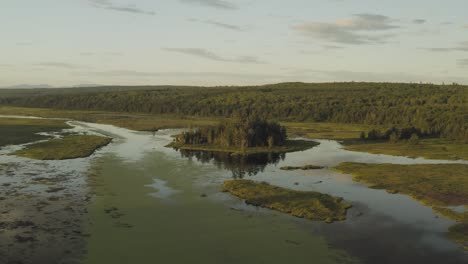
[176,149,285,178]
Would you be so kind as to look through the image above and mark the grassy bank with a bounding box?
[332,162,468,206]
[222,180,351,223]
[0,117,70,147]
[432,207,468,250]
[167,139,319,155]
[0,106,218,131]
[1,106,465,161]
[344,138,468,160]
[15,135,112,160]
[333,162,468,249]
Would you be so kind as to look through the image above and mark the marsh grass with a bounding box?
[223,179,351,223]
[0,106,217,131]
[0,118,70,147]
[332,162,468,206]
[283,122,379,140]
[15,135,112,160]
[1,106,465,161]
[432,207,468,250]
[344,138,468,160]
[334,162,468,250]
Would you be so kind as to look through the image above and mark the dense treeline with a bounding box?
[0,82,466,140]
[361,126,422,144]
[177,117,287,149]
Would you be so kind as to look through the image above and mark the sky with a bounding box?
[1,0,468,87]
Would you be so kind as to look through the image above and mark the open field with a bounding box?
[15,135,112,160]
[0,117,70,147]
[222,179,351,223]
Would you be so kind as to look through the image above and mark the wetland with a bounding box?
[0,114,467,264]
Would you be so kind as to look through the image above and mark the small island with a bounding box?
[223,180,351,223]
[167,116,318,155]
[15,134,112,160]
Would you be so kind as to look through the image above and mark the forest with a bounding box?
[0,82,466,140]
[176,116,287,149]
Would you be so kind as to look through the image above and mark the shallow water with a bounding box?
[1,118,467,264]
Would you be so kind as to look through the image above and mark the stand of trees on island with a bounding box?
[0,82,466,140]
[176,116,287,150]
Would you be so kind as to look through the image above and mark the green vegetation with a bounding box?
[283,121,379,140]
[0,106,218,132]
[361,127,424,141]
[333,162,468,249]
[168,116,318,155]
[15,135,112,160]
[222,179,351,223]
[169,140,318,155]
[432,207,468,222]
[177,116,287,149]
[432,207,468,250]
[0,82,466,140]
[0,117,70,147]
[280,165,324,170]
[332,162,468,206]
[448,223,468,250]
[344,138,468,160]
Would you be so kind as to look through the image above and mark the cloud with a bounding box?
[293,13,399,44]
[458,59,468,67]
[412,19,426,24]
[80,52,123,56]
[35,62,90,69]
[89,0,155,15]
[323,45,344,49]
[179,0,237,10]
[464,24,468,29]
[187,18,244,31]
[83,70,275,79]
[162,48,265,64]
[423,41,468,52]
[163,48,227,61]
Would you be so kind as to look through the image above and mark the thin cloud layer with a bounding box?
[458,59,468,67]
[424,41,468,52]
[413,19,426,24]
[188,18,244,31]
[162,48,265,64]
[35,62,90,69]
[180,0,237,10]
[293,13,399,44]
[89,0,155,15]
